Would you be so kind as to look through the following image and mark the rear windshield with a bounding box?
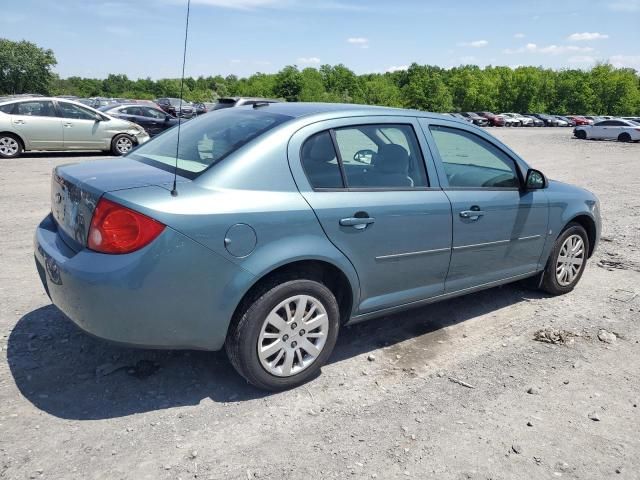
[129,108,292,178]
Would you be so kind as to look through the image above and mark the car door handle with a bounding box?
[63,123,73,128]
[13,119,25,125]
[459,210,485,220]
[340,217,375,229]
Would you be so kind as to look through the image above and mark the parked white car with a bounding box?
[0,97,150,159]
[501,113,534,127]
[574,119,640,142]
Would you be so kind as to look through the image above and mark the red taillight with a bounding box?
[88,198,165,254]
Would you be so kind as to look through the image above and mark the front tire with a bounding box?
[226,279,340,391]
[111,134,134,156]
[0,133,23,159]
[540,223,589,295]
[618,132,632,143]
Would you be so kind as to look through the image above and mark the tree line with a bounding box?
[2,38,639,115]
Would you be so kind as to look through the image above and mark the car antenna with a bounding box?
[171,0,191,197]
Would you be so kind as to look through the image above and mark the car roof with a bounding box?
[255,102,455,122]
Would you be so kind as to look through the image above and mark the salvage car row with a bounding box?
[0,96,280,158]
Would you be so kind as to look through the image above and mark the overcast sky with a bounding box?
[4,0,640,79]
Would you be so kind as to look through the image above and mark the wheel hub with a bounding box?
[257,294,329,377]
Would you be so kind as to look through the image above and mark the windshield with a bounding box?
[129,108,292,178]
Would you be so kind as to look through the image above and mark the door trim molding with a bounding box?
[375,247,451,261]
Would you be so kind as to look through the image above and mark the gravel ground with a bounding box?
[0,128,639,480]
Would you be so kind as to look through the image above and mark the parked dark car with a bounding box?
[447,113,473,123]
[193,102,208,115]
[100,104,179,137]
[156,98,195,118]
[459,112,489,127]
[523,115,544,127]
[528,113,559,127]
[212,97,281,110]
[475,112,505,127]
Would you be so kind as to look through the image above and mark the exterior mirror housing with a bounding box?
[525,168,547,190]
[165,114,172,122]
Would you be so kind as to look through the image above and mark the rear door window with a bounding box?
[15,101,57,117]
[300,131,343,189]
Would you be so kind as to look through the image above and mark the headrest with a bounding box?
[375,144,409,174]
[303,133,336,163]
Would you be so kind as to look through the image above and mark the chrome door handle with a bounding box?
[13,120,25,125]
[63,123,73,128]
[459,210,485,220]
[340,217,375,230]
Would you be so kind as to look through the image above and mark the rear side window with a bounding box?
[14,101,57,117]
[300,124,429,190]
[430,125,520,189]
[0,103,15,114]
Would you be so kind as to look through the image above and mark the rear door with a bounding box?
[56,101,108,149]
[9,100,63,149]
[288,116,452,314]
[420,119,548,292]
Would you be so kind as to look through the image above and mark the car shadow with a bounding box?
[7,283,544,420]
[20,151,111,159]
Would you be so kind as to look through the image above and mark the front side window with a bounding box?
[14,101,57,117]
[430,125,520,189]
[129,108,291,178]
[57,102,98,120]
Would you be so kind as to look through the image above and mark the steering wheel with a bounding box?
[353,149,376,164]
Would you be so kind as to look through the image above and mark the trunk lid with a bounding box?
[51,157,182,251]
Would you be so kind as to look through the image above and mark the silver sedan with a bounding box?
[0,97,150,159]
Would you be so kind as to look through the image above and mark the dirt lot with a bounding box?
[1,128,639,480]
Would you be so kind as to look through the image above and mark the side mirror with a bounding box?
[165,114,172,122]
[525,168,547,190]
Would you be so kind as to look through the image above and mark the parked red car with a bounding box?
[566,115,593,126]
[476,111,505,127]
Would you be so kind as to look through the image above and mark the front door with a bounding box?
[424,122,548,293]
[10,100,63,150]
[56,101,107,149]
[288,118,452,314]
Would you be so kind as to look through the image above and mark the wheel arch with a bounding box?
[0,131,26,151]
[566,214,597,258]
[230,259,356,330]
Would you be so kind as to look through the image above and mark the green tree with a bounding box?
[0,38,57,94]
[273,65,302,102]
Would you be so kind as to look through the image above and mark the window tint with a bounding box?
[333,124,428,188]
[0,103,15,114]
[300,131,343,189]
[123,106,144,116]
[143,107,166,119]
[14,101,57,117]
[430,125,520,189]
[57,102,98,120]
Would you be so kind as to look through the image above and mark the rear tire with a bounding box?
[618,132,632,143]
[111,134,134,156]
[0,133,23,159]
[576,130,587,140]
[540,223,589,295]
[226,279,340,391]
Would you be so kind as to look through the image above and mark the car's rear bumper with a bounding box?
[34,214,254,351]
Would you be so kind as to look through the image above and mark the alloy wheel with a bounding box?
[116,137,133,154]
[257,295,329,377]
[0,137,19,156]
[556,234,585,286]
